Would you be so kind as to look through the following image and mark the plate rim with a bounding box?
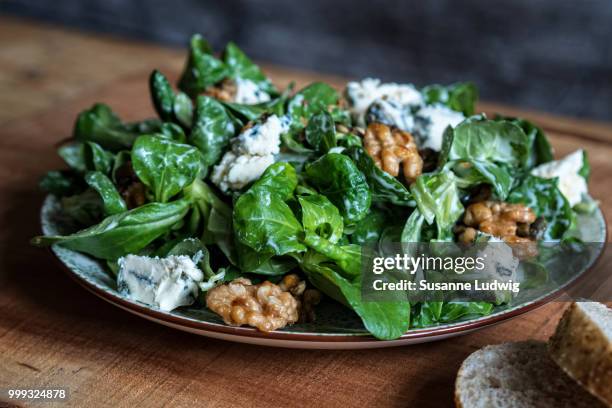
[42,195,608,346]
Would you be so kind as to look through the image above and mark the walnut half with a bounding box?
[456,200,540,259]
[206,277,299,332]
[363,123,423,183]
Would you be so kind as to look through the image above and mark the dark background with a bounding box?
[2,0,611,121]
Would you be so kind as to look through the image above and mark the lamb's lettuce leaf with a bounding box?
[157,123,187,143]
[249,256,299,276]
[302,232,360,278]
[150,70,193,128]
[440,117,529,198]
[451,160,514,200]
[150,69,177,122]
[495,115,553,168]
[337,132,362,148]
[305,111,336,153]
[344,146,413,206]
[185,179,235,264]
[401,209,427,243]
[83,141,114,175]
[84,171,127,215]
[221,102,267,123]
[251,161,298,200]
[223,42,276,95]
[410,301,443,328]
[287,82,338,128]
[411,301,493,328]
[59,140,117,178]
[351,209,389,245]
[189,96,236,173]
[31,199,191,260]
[298,194,343,243]
[73,103,162,151]
[422,82,478,116]
[178,34,229,97]
[281,131,314,154]
[410,172,463,241]
[131,135,201,203]
[305,153,371,223]
[233,163,306,268]
[58,142,86,172]
[173,93,194,128]
[301,252,410,340]
[507,175,574,240]
[233,189,305,259]
[439,301,494,322]
[441,117,529,169]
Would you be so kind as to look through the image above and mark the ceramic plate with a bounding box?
[41,195,607,349]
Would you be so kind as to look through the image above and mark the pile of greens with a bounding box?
[32,35,591,340]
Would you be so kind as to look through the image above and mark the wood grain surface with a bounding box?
[0,16,611,408]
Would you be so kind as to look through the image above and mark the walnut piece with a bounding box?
[206,277,299,332]
[279,273,306,297]
[456,200,541,259]
[363,123,423,183]
[202,78,236,102]
[279,274,321,323]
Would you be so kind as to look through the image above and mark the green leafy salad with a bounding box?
[32,34,595,340]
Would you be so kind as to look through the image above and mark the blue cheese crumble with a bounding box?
[345,78,423,125]
[234,78,271,105]
[531,150,588,207]
[469,234,519,303]
[117,254,204,312]
[366,99,415,132]
[477,235,519,280]
[211,152,275,192]
[211,114,290,192]
[413,104,465,151]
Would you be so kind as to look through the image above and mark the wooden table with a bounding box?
[1,16,611,408]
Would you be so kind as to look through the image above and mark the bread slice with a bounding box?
[549,301,612,407]
[455,341,604,408]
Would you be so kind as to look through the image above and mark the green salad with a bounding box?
[32,34,595,340]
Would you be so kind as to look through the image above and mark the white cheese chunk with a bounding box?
[479,237,518,282]
[456,234,520,303]
[235,114,288,156]
[211,152,275,192]
[211,114,289,192]
[531,150,588,207]
[366,99,415,132]
[234,78,271,105]
[117,254,204,312]
[413,104,465,151]
[345,78,423,125]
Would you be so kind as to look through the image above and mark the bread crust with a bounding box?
[548,302,612,407]
[454,370,463,408]
[455,341,604,408]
